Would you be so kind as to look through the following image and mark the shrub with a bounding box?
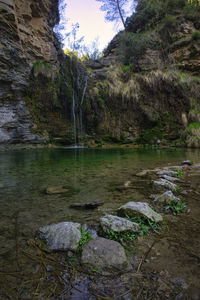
[118,32,158,71]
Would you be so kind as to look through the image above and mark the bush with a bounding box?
[118,32,158,71]
[125,0,199,33]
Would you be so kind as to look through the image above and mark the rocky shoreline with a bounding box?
[27,160,200,299]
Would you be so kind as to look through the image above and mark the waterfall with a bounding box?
[68,56,88,145]
[80,76,88,133]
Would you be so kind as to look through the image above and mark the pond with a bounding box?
[0,147,199,299]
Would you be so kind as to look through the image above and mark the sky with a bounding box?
[59,0,131,52]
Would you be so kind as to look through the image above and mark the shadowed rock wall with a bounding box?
[0,0,59,143]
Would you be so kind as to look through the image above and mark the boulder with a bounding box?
[46,186,69,194]
[157,170,177,177]
[160,175,180,182]
[81,237,129,273]
[153,179,178,191]
[38,222,81,251]
[154,191,180,204]
[100,214,140,233]
[118,202,163,223]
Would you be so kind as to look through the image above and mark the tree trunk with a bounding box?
[117,0,126,28]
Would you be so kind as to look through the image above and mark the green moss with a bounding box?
[187,122,200,131]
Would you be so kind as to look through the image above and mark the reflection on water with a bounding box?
[0,148,199,234]
[0,147,200,298]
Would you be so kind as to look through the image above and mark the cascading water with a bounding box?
[69,56,88,146]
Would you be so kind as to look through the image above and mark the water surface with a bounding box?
[0,147,200,299]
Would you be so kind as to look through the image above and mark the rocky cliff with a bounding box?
[0,0,60,143]
[85,2,200,148]
[0,0,200,147]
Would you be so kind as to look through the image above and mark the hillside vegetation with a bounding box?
[85,0,200,148]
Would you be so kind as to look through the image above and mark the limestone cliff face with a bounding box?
[0,0,59,143]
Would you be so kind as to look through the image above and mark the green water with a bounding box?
[0,147,199,235]
[0,147,200,299]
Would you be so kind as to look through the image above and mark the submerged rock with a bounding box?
[100,214,140,233]
[81,237,129,273]
[70,202,104,209]
[118,202,163,223]
[136,170,151,177]
[46,186,69,194]
[153,179,178,191]
[38,222,81,251]
[154,191,180,204]
[181,160,193,166]
[124,181,132,188]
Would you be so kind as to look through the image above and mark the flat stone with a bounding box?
[70,202,104,209]
[153,179,178,192]
[46,186,69,194]
[154,191,180,204]
[136,170,151,177]
[100,214,140,233]
[38,222,81,251]
[118,202,163,223]
[81,237,129,273]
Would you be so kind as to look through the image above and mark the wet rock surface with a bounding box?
[81,237,129,273]
[100,214,140,233]
[153,178,178,191]
[154,191,180,204]
[118,201,163,222]
[38,222,81,251]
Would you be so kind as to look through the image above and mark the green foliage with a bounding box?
[103,215,160,251]
[120,64,132,73]
[192,31,200,41]
[165,199,186,215]
[125,215,160,236]
[125,0,200,33]
[105,229,136,247]
[76,228,92,253]
[187,122,200,131]
[174,185,180,194]
[175,169,184,178]
[118,32,157,71]
[96,0,127,28]
[33,61,53,75]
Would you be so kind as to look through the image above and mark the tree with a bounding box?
[67,23,85,54]
[96,0,128,28]
[81,37,103,60]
